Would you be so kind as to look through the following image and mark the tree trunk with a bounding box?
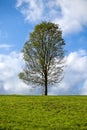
[44,68,48,95]
[45,80,47,95]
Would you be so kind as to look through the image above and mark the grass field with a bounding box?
[0,95,87,130]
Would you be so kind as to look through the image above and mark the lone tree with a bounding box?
[19,21,65,95]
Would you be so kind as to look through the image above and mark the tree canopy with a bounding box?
[19,21,65,95]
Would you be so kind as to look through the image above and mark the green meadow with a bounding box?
[0,95,87,130]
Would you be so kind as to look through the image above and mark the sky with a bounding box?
[0,0,87,95]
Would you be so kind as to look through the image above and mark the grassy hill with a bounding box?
[0,95,87,130]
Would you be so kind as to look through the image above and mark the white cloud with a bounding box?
[81,80,87,95]
[0,50,87,95]
[54,0,87,34]
[16,0,87,34]
[0,51,37,95]
[0,44,13,50]
[16,0,44,22]
[49,50,87,95]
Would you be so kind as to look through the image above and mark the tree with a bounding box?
[19,21,65,95]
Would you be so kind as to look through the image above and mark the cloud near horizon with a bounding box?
[16,0,87,34]
[0,52,29,94]
[0,50,87,95]
[49,50,87,95]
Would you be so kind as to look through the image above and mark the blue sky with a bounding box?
[0,0,87,95]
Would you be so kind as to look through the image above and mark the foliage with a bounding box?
[0,95,87,130]
[19,21,65,95]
